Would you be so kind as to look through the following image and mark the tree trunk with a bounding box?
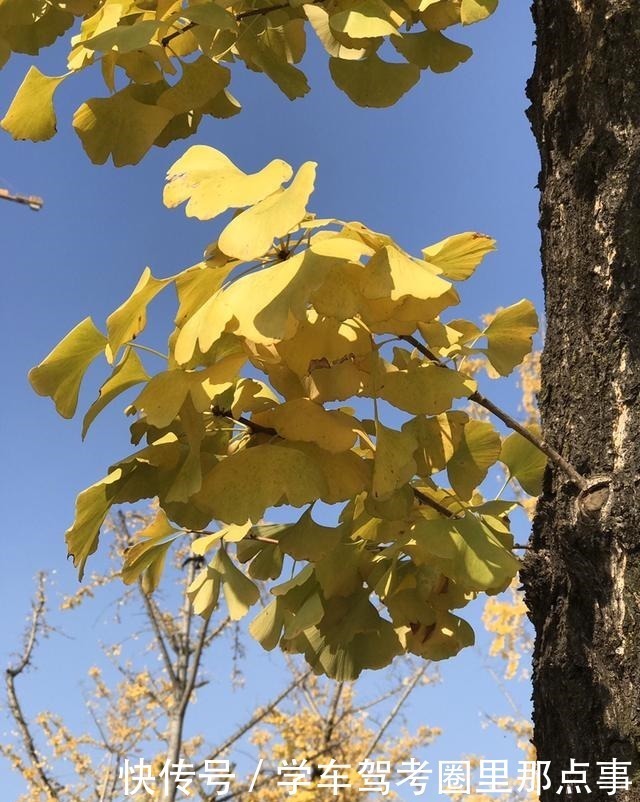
[522,0,640,798]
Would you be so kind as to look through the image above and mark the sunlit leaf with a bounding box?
[29,318,107,419]
[1,66,67,141]
[329,54,419,107]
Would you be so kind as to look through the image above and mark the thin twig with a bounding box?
[194,671,311,772]
[5,574,62,799]
[362,666,427,759]
[401,334,587,490]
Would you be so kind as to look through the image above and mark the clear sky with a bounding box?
[0,2,541,797]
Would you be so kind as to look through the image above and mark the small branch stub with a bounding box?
[575,476,611,521]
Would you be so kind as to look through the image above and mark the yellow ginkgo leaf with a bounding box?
[219,161,317,260]
[422,231,496,280]
[391,30,472,72]
[329,54,420,107]
[500,426,547,496]
[81,18,159,53]
[363,245,453,302]
[372,422,417,499]
[73,87,174,166]
[379,364,476,415]
[174,249,329,362]
[106,267,172,362]
[253,398,357,453]
[304,4,368,59]
[65,468,127,581]
[483,299,538,376]
[157,55,230,115]
[460,0,498,25]
[1,66,67,141]
[195,444,329,524]
[329,0,400,39]
[82,348,150,439]
[163,144,292,220]
[446,419,502,500]
[29,317,107,419]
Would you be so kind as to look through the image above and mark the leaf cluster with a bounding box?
[29,144,542,680]
[1,0,497,164]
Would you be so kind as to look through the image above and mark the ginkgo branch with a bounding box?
[401,335,588,490]
[161,0,328,47]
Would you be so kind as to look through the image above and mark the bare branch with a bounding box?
[5,574,62,799]
[362,666,427,759]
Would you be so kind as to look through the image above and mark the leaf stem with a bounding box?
[126,341,169,360]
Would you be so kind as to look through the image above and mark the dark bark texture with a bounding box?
[522,0,640,799]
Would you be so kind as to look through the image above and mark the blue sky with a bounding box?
[0,2,540,797]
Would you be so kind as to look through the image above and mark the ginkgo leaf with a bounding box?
[363,245,453,301]
[250,44,310,100]
[391,30,472,72]
[412,513,518,591]
[73,87,174,166]
[188,564,222,617]
[278,508,344,561]
[460,0,498,25]
[483,299,538,376]
[132,354,245,427]
[164,145,292,220]
[174,249,329,362]
[500,426,547,496]
[405,611,475,659]
[82,348,149,439]
[304,4,368,59]
[175,3,237,31]
[158,56,230,115]
[330,0,400,39]
[404,411,468,474]
[219,161,317,260]
[1,66,67,141]
[252,398,357,452]
[82,19,159,53]
[420,0,461,30]
[379,364,476,415]
[195,444,329,524]
[106,267,171,362]
[0,38,10,69]
[372,422,417,499]
[249,599,284,650]
[65,469,126,581]
[447,419,502,500]
[216,548,260,620]
[329,54,420,107]
[29,317,107,419]
[422,231,496,280]
[121,511,181,593]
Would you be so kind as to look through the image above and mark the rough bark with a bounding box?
[522,1,640,799]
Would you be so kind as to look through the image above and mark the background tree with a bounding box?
[521,1,640,797]
[3,510,446,801]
